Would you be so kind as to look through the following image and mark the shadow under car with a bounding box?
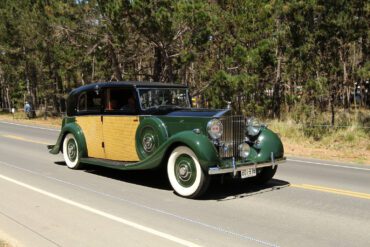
[55,161,290,200]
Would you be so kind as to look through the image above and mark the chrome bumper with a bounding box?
[208,157,286,175]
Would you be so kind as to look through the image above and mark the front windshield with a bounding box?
[138,88,191,110]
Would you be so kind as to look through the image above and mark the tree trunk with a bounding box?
[346,87,350,109]
[55,73,64,113]
[137,58,142,81]
[0,88,3,109]
[331,98,335,126]
[273,15,284,119]
[339,48,349,109]
[330,83,336,126]
[44,98,48,120]
[153,47,163,82]
[273,47,282,119]
[5,87,11,112]
[107,34,123,81]
[164,49,173,82]
[0,70,4,109]
[91,54,95,81]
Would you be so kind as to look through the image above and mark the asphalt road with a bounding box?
[0,120,369,247]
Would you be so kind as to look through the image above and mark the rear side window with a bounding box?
[77,90,101,114]
[104,87,137,114]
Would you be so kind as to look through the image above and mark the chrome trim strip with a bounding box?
[208,157,286,175]
[213,109,230,118]
[232,157,236,177]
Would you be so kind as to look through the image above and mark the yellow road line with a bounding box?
[1,134,50,145]
[291,184,370,200]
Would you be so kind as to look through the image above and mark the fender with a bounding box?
[48,121,87,158]
[164,131,219,168]
[136,117,168,160]
[125,130,219,171]
[247,128,284,162]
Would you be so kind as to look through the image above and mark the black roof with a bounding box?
[69,81,188,96]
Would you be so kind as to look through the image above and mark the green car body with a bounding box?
[48,81,285,198]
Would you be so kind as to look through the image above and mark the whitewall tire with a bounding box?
[63,133,82,169]
[167,146,209,198]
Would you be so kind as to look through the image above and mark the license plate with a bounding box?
[241,168,256,179]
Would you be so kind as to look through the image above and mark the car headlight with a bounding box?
[238,143,250,158]
[207,119,223,139]
[246,117,261,136]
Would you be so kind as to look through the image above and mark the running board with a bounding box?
[80,158,136,168]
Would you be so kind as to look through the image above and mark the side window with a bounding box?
[77,90,101,114]
[77,92,87,111]
[105,88,137,114]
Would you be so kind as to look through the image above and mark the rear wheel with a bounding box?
[63,133,82,169]
[253,166,277,185]
[167,146,209,198]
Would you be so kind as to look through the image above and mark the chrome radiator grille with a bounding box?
[219,116,246,158]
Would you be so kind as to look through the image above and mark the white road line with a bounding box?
[287,158,370,171]
[0,160,280,247]
[0,173,201,247]
[0,121,59,132]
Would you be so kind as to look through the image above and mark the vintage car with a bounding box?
[48,81,285,198]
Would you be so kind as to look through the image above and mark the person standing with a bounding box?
[24,101,32,118]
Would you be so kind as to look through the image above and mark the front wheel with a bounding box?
[167,146,209,198]
[63,133,82,169]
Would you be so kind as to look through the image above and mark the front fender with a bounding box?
[127,131,219,171]
[48,122,87,158]
[165,131,219,168]
[247,128,284,162]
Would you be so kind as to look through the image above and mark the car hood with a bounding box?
[166,108,230,118]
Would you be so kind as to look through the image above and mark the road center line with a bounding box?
[287,158,370,171]
[0,173,201,247]
[1,134,50,145]
[291,184,370,200]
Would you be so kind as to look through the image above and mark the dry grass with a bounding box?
[0,112,61,128]
[268,119,370,165]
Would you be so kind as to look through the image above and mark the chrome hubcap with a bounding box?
[142,135,154,152]
[67,139,77,161]
[178,163,192,182]
[179,166,188,177]
[174,154,197,188]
